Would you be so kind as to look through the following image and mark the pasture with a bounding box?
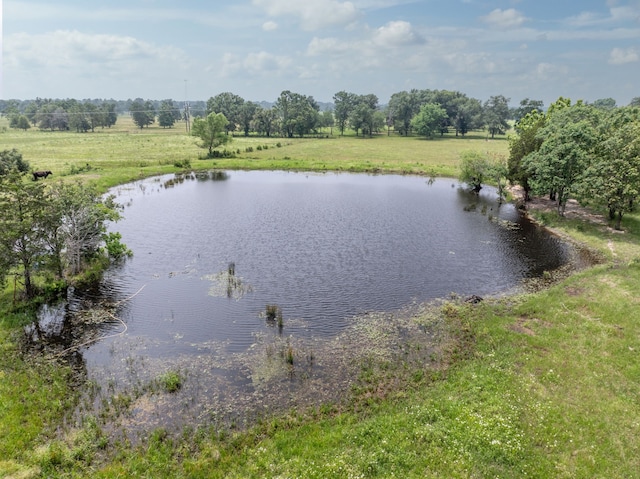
[0,115,509,190]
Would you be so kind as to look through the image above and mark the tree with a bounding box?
[508,110,545,201]
[0,170,50,298]
[629,97,640,107]
[275,90,319,138]
[452,97,483,136]
[523,105,601,215]
[320,110,334,135]
[348,95,379,137]
[207,92,245,135]
[191,112,231,155]
[15,115,31,131]
[333,91,357,135]
[483,95,511,138]
[426,90,458,136]
[68,104,91,133]
[238,101,259,137]
[513,98,544,124]
[130,100,155,129]
[0,149,30,175]
[411,103,448,139]
[47,182,122,276]
[591,98,617,111]
[583,122,640,229]
[459,150,491,192]
[101,102,118,128]
[252,107,278,137]
[158,99,177,128]
[388,90,422,135]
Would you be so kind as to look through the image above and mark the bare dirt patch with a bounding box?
[508,317,552,336]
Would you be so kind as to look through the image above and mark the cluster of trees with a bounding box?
[3,98,119,132]
[129,99,184,129]
[0,98,192,132]
[204,91,332,139]
[4,92,638,140]
[0,150,129,299]
[507,98,640,229]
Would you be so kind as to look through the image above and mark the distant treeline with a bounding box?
[1,91,637,138]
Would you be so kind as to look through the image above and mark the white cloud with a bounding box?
[442,52,497,74]
[535,62,569,80]
[307,37,350,56]
[244,51,292,74]
[609,46,639,64]
[4,30,185,70]
[262,21,278,31]
[252,0,361,30]
[372,21,425,46]
[566,5,640,27]
[481,8,526,29]
[219,51,292,77]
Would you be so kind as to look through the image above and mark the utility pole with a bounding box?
[184,79,191,133]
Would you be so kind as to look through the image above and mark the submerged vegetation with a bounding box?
[1,107,640,477]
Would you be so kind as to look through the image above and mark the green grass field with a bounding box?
[1,117,640,478]
[1,116,508,191]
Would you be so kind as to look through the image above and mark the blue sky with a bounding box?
[2,0,639,107]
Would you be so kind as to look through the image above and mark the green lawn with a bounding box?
[2,118,640,478]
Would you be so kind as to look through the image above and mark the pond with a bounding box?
[30,170,574,435]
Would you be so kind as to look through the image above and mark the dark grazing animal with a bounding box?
[33,170,53,180]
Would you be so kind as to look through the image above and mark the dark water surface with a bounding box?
[97,171,567,352]
[33,171,573,432]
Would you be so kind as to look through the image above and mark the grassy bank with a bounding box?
[2,119,640,477]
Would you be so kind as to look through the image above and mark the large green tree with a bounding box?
[158,99,178,128]
[130,100,155,129]
[411,103,448,139]
[252,107,279,137]
[0,170,52,298]
[333,91,357,135]
[238,101,259,137]
[583,122,640,229]
[523,105,601,215]
[452,97,483,136]
[348,94,379,137]
[387,90,422,136]
[207,92,245,134]
[275,90,319,138]
[508,110,545,201]
[191,112,231,155]
[483,95,510,138]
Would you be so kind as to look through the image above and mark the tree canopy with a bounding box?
[0,167,124,298]
[411,103,448,139]
[191,112,231,155]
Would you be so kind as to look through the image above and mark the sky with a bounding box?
[2,0,640,107]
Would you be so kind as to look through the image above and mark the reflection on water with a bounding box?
[30,170,576,436]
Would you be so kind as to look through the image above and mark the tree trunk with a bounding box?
[615,211,623,230]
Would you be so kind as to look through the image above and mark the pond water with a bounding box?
[30,170,574,434]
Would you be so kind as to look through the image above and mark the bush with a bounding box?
[173,159,191,169]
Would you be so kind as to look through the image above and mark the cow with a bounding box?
[33,170,53,181]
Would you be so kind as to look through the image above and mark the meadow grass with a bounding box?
[2,117,640,477]
[1,116,508,191]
